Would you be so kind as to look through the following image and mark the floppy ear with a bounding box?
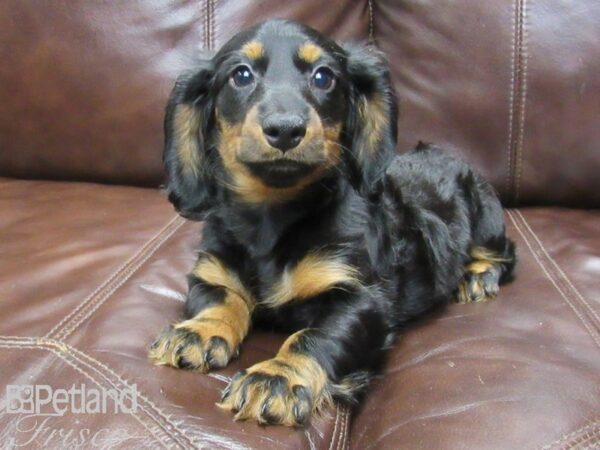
[163,60,218,220]
[343,43,398,193]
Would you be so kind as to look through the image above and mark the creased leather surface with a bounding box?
[0,178,175,337]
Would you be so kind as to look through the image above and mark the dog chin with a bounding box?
[244,160,317,188]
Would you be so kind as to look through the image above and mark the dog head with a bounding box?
[164,19,397,218]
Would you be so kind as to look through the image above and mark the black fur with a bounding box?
[161,20,516,409]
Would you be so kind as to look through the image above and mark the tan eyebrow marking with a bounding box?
[297,42,322,63]
[241,41,264,60]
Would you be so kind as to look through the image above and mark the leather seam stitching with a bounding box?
[505,0,518,201]
[567,429,600,449]
[0,338,178,449]
[336,407,345,450]
[58,340,197,448]
[345,407,351,450]
[540,419,600,450]
[505,0,528,205]
[515,210,600,327]
[368,0,374,43]
[203,0,208,51]
[45,215,182,340]
[207,0,211,50]
[210,0,218,49]
[50,216,185,341]
[328,406,342,450]
[338,406,350,450]
[205,0,215,51]
[514,0,529,204]
[0,336,196,448]
[57,216,184,340]
[507,210,600,348]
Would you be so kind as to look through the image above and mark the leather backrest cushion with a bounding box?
[1,1,598,207]
[0,0,369,187]
[376,0,600,207]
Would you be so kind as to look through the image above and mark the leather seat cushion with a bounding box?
[1,178,598,449]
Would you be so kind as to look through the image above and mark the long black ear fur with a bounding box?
[343,43,399,194]
[163,60,218,220]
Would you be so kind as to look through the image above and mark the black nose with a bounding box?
[262,115,307,152]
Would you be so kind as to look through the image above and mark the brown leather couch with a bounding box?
[1,1,599,449]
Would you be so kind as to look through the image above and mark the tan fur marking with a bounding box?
[174,104,202,177]
[297,43,322,63]
[217,329,330,426]
[217,107,342,204]
[323,122,343,166]
[266,335,327,396]
[264,252,361,308]
[465,260,495,275]
[192,254,253,307]
[457,246,506,303]
[241,41,264,60]
[149,254,255,371]
[149,290,252,371]
[457,280,470,304]
[358,93,388,156]
[216,114,244,166]
[470,246,509,263]
[177,293,251,348]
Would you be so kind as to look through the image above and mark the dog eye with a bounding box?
[231,65,254,87]
[311,67,335,90]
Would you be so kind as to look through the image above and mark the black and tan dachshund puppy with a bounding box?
[149,19,516,427]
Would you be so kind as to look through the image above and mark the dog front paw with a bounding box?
[217,356,328,427]
[148,319,239,372]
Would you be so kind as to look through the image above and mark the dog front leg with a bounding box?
[218,289,392,426]
[149,254,254,372]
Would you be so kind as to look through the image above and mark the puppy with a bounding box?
[149,19,516,427]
